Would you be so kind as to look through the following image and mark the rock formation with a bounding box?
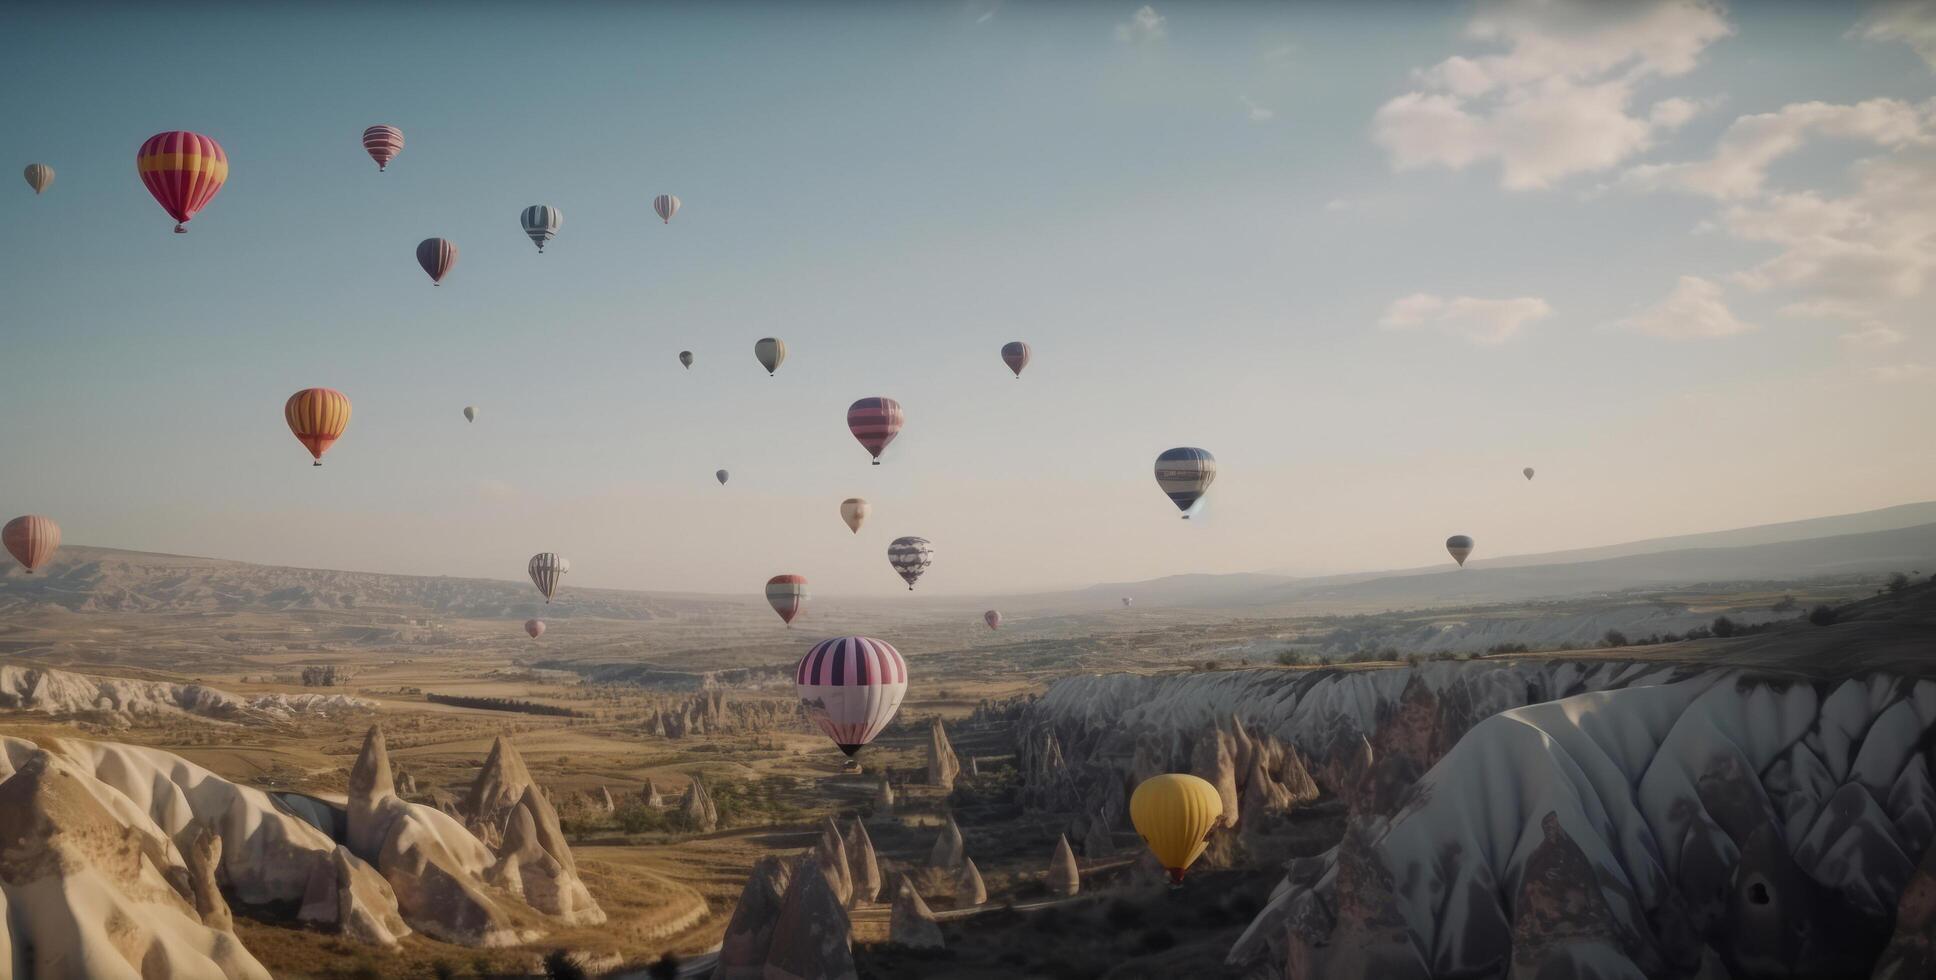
[956,857,987,906]
[875,777,894,815]
[595,785,616,812]
[0,747,273,978]
[1877,824,1936,979]
[1047,834,1080,898]
[969,755,981,778]
[889,874,944,949]
[394,765,418,797]
[0,664,371,726]
[641,777,663,807]
[489,786,605,925]
[845,817,882,905]
[298,845,410,947]
[186,823,233,931]
[762,853,857,980]
[466,734,534,832]
[713,855,793,980]
[815,817,854,907]
[927,717,960,791]
[928,814,965,869]
[681,775,719,831]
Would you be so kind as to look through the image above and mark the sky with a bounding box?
[2,0,1933,597]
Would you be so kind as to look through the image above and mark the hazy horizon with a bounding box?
[5,1,1933,596]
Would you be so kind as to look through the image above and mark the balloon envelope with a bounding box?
[984,609,1001,630]
[1523,467,1535,481]
[463,406,476,423]
[1446,535,1474,567]
[416,238,457,284]
[754,337,786,376]
[1154,448,1216,517]
[1130,773,1224,883]
[654,194,680,223]
[1123,597,1133,608]
[524,619,545,639]
[840,498,870,534]
[766,574,809,625]
[795,636,907,755]
[716,469,730,485]
[888,537,933,590]
[848,397,904,464]
[285,388,351,466]
[362,125,403,171]
[1001,341,1031,378]
[529,553,569,603]
[679,351,694,369]
[23,164,53,195]
[520,205,562,252]
[3,516,61,573]
[137,131,227,232]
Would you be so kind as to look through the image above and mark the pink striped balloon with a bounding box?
[846,397,903,464]
[795,636,908,756]
[362,125,404,171]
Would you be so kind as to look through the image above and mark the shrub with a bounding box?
[1772,596,1799,613]
[1603,630,1629,648]
[1711,616,1736,638]
[1808,605,1839,627]
[1888,572,1910,594]
[542,950,588,980]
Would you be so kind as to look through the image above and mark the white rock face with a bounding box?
[0,665,371,725]
[1019,663,1936,977]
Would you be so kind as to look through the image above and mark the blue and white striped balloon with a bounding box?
[519,205,563,252]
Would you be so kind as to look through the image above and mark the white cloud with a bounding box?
[1324,198,1350,212]
[1239,95,1275,122]
[1852,0,1936,70]
[1615,275,1757,339]
[1372,0,1730,189]
[1841,324,1908,349]
[1115,5,1166,44]
[1620,98,1934,198]
[1872,362,1932,382]
[1379,293,1554,344]
[1725,151,1936,303]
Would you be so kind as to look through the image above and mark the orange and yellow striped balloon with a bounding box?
[285,388,351,466]
[1130,773,1224,883]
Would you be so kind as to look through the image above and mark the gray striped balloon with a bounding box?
[520,205,563,252]
[528,552,570,602]
[887,537,933,590]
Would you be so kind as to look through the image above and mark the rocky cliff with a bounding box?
[1018,661,1936,978]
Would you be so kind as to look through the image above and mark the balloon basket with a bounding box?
[312,461,322,467]
[173,224,186,234]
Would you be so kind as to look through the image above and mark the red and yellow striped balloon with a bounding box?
[285,388,351,466]
[137,131,228,233]
[3,515,60,573]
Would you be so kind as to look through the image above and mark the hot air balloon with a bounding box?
[519,205,562,252]
[841,498,870,534]
[529,552,569,603]
[795,636,907,756]
[1130,774,1224,884]
[137,131,228,233]
[3,516,61,574]
[1154,448,1216,518]
[1523,467,1535,481]
[848,397,903,465]
[679,351,694,370]
[716,469,730,486]
[1001,342,1030,379]
[766,574,809,626]
[984,610,1001,630]
[1123,597,1134,608]
[888,537,932,590]
[525,619,545,639]
[23,164,53,195]
[755,338,786,376]
[362,125,404,171]
[463,406,477,423]
[416,238,457,285]
[654,194,680,224]
[1446,535,1474,567]
[285,388,351,466]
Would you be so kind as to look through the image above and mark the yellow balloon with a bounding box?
[1130,773,1224,883]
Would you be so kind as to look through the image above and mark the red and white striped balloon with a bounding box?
[795,636,908,756]
[766,574,808,626]
[362,125,404,171]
